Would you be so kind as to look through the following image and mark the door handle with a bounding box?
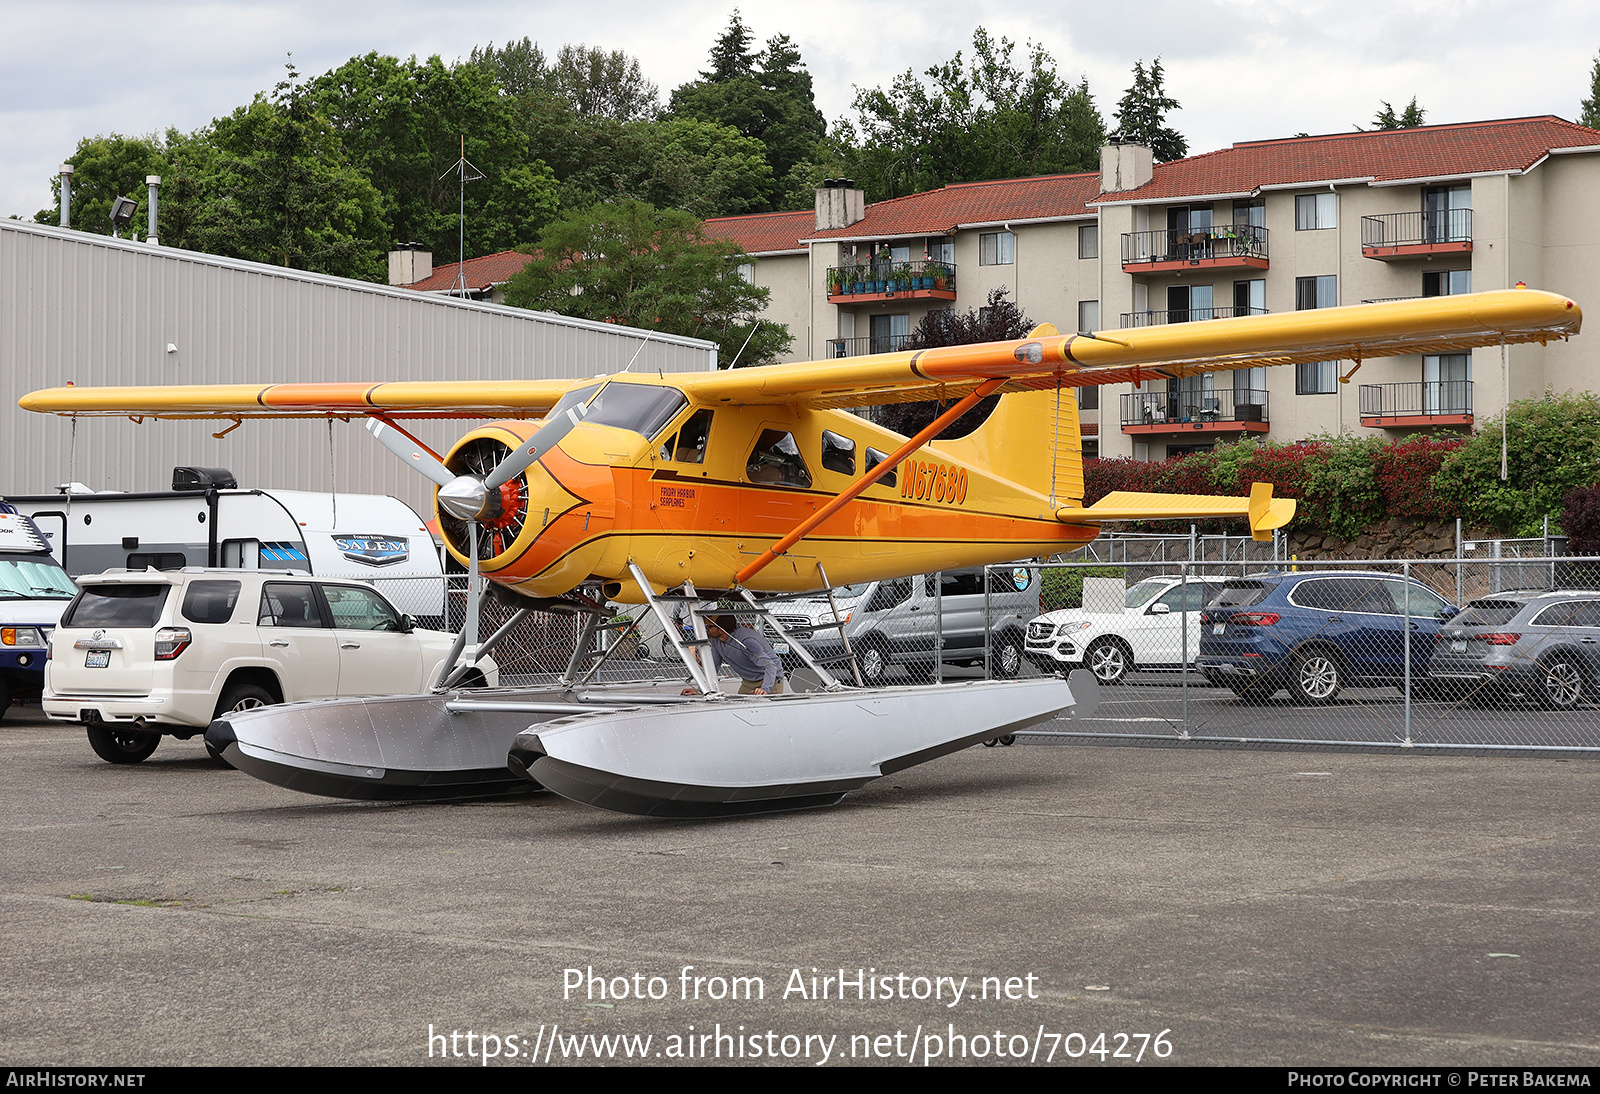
[341,642,362,650]
[268,639,289,647]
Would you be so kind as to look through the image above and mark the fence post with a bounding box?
[1403,560,1413,746]
[983,565,993,682]
[934,571,943,686]
[1180,562,1190,736]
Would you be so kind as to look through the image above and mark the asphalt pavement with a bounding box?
[2,702,1597,1067]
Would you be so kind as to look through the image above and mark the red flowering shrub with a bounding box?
[1373,435,1467,519]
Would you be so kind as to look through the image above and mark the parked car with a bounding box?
[45,568,495,764]
[1025,575,1230,683]
[791,568,1040,684]
[1196,570,1457,703]
[1427,589,1600,709]
[0,506,78,721]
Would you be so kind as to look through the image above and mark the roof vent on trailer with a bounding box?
[172,466,237,491]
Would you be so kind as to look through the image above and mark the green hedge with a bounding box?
[1083,393,1600,537]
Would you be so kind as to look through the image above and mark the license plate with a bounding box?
[773,643,790,656]
[85,650,110,668]
[1451,640,1467,652]
[1212,624,1225,635]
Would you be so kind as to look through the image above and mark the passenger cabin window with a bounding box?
[323,585,404,631]
[181,580,242,625]
[867,578,912,612]
[865,447,897,488]
[258,584,326,628]
[746,430,812,488]
[581,382,688,439]
[661,409,714,464]
[821,431,856,475]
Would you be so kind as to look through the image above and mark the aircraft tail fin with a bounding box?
[930,324,1083,503]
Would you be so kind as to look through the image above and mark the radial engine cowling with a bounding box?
[435,420,616,597]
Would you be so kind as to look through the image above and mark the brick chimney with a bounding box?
[815,179,865,232]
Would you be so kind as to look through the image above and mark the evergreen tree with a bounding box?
[1112,57,1186,162]
[1581,52,1600,129]
[703,10,757,81]
[1372,97,1426,130]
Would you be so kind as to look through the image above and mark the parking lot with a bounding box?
[3,701,1597,1067]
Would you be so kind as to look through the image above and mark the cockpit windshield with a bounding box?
[580,383,688,440]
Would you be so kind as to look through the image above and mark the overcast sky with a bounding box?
[4,0,1599,220]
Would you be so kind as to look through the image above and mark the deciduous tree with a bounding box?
[502,200,791,366]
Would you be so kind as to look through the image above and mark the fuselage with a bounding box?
[439,376,1092,601]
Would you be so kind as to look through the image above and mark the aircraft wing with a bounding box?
[18,290,1580,419]
[678,289,1581,409]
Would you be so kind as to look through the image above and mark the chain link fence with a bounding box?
[987,554,1600,753]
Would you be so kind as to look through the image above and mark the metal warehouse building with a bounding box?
[0,220,716,512]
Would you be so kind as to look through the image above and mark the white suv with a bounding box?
[45,569,493,764]
[1024,575,1227,684]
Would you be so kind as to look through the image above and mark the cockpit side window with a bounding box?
[665,409,714,464]
[746,429,813,488]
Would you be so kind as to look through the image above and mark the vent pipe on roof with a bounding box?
[815,180,865,232]
[58,164,73,228]
[146,176,160,246]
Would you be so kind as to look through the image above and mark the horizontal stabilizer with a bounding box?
[1057,483,1295,542]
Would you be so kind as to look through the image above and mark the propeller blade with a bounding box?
[482,403,589,492]
[365,419,455,487]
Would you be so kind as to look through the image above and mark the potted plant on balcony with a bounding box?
[827,267,847,296]
[927,262,950,291]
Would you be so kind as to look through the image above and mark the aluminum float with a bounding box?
[506,672,1099,818]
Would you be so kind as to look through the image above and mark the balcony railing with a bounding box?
[1120,305,1268,328]
[1121,225,1268,269]
[827,259,957,302]
[826,335,914,358]
[1358,380,1473,424]
[1120,388,1270,432]
[1360,210,1473,258]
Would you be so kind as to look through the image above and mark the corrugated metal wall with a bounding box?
[0,221,717,513]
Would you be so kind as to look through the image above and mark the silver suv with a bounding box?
[46,569,493,764]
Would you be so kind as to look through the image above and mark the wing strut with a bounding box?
[734,377,1007,585]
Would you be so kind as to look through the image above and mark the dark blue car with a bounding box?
[1197,570,1458,703]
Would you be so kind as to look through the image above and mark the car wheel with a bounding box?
[1085,638,1131,685]
[992,633,1023,679]
[86,724,160,764]
[1289,650,1343,705]
[857,641,889,686]
[215,682,275,719]
[1537,657,1586,710]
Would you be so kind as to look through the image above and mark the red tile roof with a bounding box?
[807,173,1101,240]
[1094,115,1600,203]
[700,209,813,254]
[401,250,532,292]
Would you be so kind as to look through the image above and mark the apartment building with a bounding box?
[704,116,1600,461]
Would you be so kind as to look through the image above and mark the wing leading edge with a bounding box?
[17,289,1580,420]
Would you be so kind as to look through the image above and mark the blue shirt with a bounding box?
[709,625,783,690]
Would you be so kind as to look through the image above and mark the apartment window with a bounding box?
[1077,385,1099,411]
[1423,269,1471,297]
[1233,198,1265,228]
[1077,300,1100,333]
[1081,439,1100,461]
[1234,278,1265,316]
[979,231,1015,265]
[1133,442,1150,462]
[1295,192,1337,230]
[1077,224,1098,260]
[1296,361,1337,395]
[1295,275,1337,394]
[736,263,755,283]
[1295,275,1337,310]
[926,237,954,264]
